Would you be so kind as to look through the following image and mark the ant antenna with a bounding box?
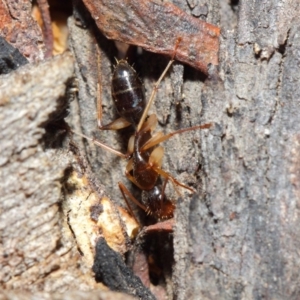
[137,38,182,132]
[71,130,127,159]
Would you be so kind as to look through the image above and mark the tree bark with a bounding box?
[172,1,300,300]
[1,0,300,299]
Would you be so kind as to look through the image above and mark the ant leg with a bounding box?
[151,165,195,195]
[172,37,182,60]
[136,61,174,132]
[127,135,135,155]
[137,38,182,132]
[98,117,132,131]
[139,114,158,133]
[147,146,193,194]
[118,182,147,224]
[148,146,164,169]
[71,130,127,159]
[96,82,103,129]
[96,45,104,129]
[161,177,169,201]
[142,123,212,152]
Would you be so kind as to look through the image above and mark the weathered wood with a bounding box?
[0,52,88,291]
[80,0,220,73]
[0,50,136,298]
[173,1,300,300]
[2,1,300,299]
[68,0,300,299]
[0,289,136,300]
[0,0,45,62]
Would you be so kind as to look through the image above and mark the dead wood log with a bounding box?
[1,1,300,299]
[68,1,300,299]
[173,1,300,300]
[0,52,90,292]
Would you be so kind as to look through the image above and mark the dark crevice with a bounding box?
[268,29,290,126]
[66,211,84,256]
[229,0,239,15]
[278,35,288,56]
[230,0,239,7]
[175,102,183,124]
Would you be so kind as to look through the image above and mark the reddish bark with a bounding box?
[81,0,220,74]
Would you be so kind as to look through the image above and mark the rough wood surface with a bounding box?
[173,1,300,300]
[0,0,45,62]
[0,40,150,299]
[68,0,300,299]
[0,53,91,292]
[0,290,135,300]
[80,0,220,73]
[1,0,300,299]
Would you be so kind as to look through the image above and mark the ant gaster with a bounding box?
[74,40,212,223]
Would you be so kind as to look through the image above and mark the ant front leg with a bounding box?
[152,166,195,195]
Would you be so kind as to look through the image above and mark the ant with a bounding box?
[73,40,212,224]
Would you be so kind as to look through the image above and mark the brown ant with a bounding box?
[73,41,212,224]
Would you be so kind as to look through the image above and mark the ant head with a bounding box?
[142,187,175,220]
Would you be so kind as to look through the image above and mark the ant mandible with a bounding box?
[74,39,212,223]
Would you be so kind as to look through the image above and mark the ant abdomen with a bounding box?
[111,60,146,126]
